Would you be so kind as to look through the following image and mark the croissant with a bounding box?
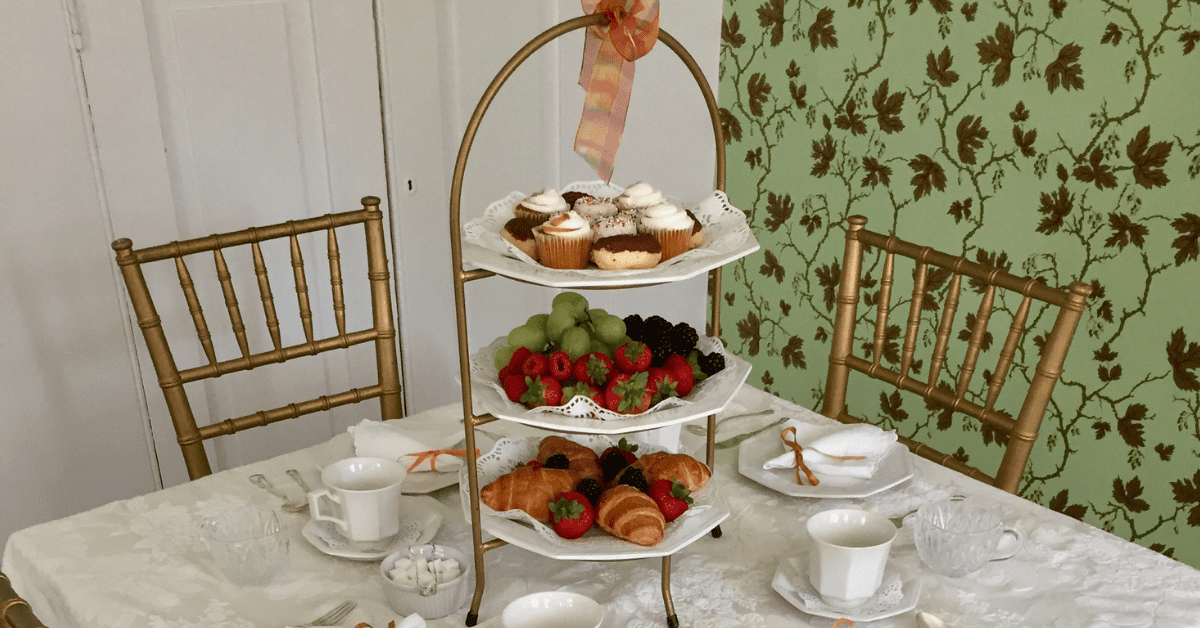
[537,436,602,483]
[597,485,665,546]
[632,452,711,492]
[480,466,576,522]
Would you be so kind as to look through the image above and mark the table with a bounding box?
[7,386,1200,628]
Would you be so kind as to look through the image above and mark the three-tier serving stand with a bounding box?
[449,14,747,627]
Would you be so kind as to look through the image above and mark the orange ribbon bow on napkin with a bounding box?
[403,448,478,473]
[575,0,660,182]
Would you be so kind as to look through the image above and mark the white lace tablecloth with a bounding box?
[6,386,1200,628]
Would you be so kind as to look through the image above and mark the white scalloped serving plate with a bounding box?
[460,181,760,288]
[469,336,751,434]
[459,435,729,560]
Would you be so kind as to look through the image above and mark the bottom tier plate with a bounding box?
[459,435,730,560]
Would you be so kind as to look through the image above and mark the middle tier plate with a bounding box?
[469,336,752,434]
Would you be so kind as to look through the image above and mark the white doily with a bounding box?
[460,435,714,549]
[461,181,755,276]
[471,335,736,421]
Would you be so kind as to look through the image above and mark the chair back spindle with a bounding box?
[822,216,1090,493]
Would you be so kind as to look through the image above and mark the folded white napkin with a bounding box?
[348,403,467,473]
[763,420,897,481]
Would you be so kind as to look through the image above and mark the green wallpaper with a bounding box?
[716,0,1200,565]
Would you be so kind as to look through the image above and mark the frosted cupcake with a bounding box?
[573,196,619,223]
[616,182,665,212]
[514,188,569,223]
[533,211,593,269]
[637,202,694,262]
[591,210,638,241]
[592,234,662,270]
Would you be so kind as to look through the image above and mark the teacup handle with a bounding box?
[308,490,345,528]
[990,527,1022,562]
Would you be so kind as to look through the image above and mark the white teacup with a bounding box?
[310,457,407,542]
[806,509,896,608]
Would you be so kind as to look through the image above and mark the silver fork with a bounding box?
[297,600,357,627]
[249,474,308,513]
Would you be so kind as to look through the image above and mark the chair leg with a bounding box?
[662,555,679,628]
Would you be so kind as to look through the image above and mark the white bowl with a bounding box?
[379,544,472,619]
[501,591,604,628]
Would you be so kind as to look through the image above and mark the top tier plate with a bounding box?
[461,181,759,288]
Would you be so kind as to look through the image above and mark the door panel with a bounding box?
[86,0,390,485]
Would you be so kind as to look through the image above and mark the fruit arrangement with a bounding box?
[493,292,727,415]
[481,436,710,546]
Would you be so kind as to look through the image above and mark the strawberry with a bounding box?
[648,479,693,523]
[613,341,652,374]
[603,371,653,414]
[561,381,604,406]
[645,366,677,402]
[573,352,615,387]
[522,459,542,470]
[548,491,595,539]
[502,374,530,403]
[520,375,562,408]
[662,354,695,397]
[548,351,574,381]
[600,436,640,465]
[521,353,549,378]
[500,346,533,381]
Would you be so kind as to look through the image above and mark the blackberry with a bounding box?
[669,322,699,356]
[543,453,570,470]
[615,466,650,493]
[623,314,645,342]
[600,450,632,482]
[698,351,726,376]
[643,315,672,338]
[576,478,602,508]
[649,343,673,368]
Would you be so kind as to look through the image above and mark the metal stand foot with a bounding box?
[465,611,478,626]
[711,524,723,538]
[666,614,680,628]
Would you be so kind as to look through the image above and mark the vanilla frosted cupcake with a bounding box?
[591,210,638,241]
[514,188,569,223]
[533,211,593,269]
[637,202,694,261]
[616,182,665,212]
[573,196,619,223]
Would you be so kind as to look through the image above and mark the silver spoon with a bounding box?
[287,468,313,493]
[916,611,950,628]
[249,474,308,513]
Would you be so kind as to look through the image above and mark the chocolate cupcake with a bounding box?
[500,217,541,261]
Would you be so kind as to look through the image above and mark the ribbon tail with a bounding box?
[575,38,635,183]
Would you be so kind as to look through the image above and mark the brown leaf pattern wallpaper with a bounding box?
[716,0,1200,565]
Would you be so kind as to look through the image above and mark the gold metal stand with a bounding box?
[448,14,727,626]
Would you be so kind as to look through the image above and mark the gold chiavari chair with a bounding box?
[822,216,1091,494]
[112,197,403,480]
[0,571,47,628]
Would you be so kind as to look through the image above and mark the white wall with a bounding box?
[0,0,725,547]
[0,1,157,546]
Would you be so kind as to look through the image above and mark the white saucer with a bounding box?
[301,495,443,561]
[738,426,914,498]
[771,554,920,622]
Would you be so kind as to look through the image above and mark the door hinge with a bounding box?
[65,0,84,51]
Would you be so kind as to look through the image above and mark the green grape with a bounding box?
[589,338,613,357]
[553,292,589,321]
[592,314,626,345]
[560,326,592,360]
[507,324,547,353]
[526,313,549,332]
[586,308,608,322]
[493,345,516,371]
[546,308,576,343]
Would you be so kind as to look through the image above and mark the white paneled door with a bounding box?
[78,0,393,487]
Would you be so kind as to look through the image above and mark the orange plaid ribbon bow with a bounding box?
[575,0,660,182]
